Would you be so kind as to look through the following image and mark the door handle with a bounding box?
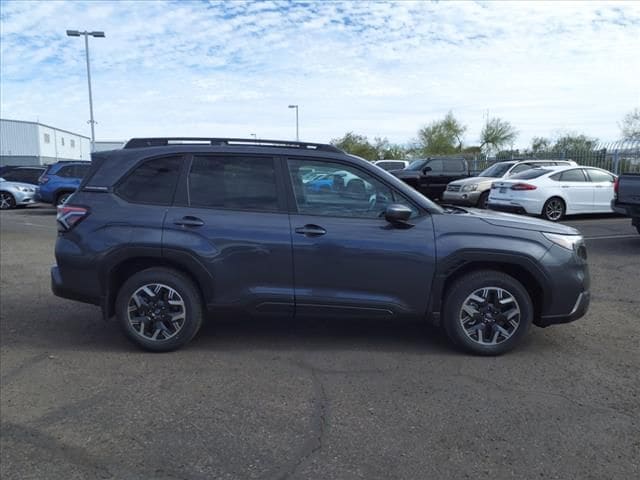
[174,216,204,227]
[295,224,326,237]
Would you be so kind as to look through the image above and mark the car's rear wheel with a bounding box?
[542,197,565,222]
[443,270,533,355]
[56,192,72,206]
[0,192,16,210]
[477,191,490,209]
[116,268,203,352]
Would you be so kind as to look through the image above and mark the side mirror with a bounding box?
[384,204,412,225]
[422,166,432,174]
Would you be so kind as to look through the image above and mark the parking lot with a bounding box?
[1,206,638,480]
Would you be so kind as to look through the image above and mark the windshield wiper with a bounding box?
[439,203,468,214]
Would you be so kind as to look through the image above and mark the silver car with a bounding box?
[0,177,37,209]
[442,160,577,208]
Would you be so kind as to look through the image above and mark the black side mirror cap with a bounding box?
[384,204,413,225]
[422,166,432,174]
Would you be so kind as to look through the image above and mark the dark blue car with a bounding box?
[36,161,92,206]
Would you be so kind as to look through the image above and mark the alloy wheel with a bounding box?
[0,192,15,210]
[545,199,564,221]
[459,286,521,345]
[127,283,186,341]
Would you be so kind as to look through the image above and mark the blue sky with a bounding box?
[1,0,639,148]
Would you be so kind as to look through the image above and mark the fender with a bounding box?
[428,248,552,319]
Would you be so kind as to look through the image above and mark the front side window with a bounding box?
[586,169,614,183]
[288,159,408,219]
[480,162,514,178]
[189,156,278,212]
[116,156,182,205]
[425,159,444,173]
[444,159,465,172]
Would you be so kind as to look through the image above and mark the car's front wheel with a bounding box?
[442,270,533,355]
[0,192,16,210]
[116,267,203,352]
[477,191,490,209]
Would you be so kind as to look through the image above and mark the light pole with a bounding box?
[288,104,299,141]
[66,30,105,152]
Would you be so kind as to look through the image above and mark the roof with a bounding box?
[0,118,91,140]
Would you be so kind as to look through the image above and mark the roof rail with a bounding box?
[123,137,343,153]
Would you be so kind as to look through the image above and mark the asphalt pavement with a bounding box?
[1,206,638,480]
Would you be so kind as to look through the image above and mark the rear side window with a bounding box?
[444,159,466,172]
[73,164,91,178]
[425,159,444,173]
[559,169,587,182]
[56,166,76,178]
[116,156,182,205]
[188,156,278,212]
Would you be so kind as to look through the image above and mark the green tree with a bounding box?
[415,111,467,155]
[330,132,378,160]
[552,134,598,152]
[479,117,518,154]
[530,136,551,153]
[620,108,640,141]
[373,137,407,159]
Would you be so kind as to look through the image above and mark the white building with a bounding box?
[0,118,92,166]
[94,140,124,152]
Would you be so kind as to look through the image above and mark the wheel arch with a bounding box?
[102,250,214,319]
[429,253,549,325]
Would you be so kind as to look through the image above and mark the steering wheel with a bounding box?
[368,193,378,212]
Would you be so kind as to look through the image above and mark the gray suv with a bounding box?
[52,138,590,355]
[443,160,577,208]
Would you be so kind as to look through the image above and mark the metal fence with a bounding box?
[465,139,640,176]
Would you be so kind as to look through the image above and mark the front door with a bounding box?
[585,168,616,213]
[163,154,294,316]
[558,168,593,213]
[286,158,436,319]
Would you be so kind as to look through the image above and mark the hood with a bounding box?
[0,180,36,190]
[462,207,579,235]
[449,176,495,186]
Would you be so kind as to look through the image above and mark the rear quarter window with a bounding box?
[116,156,183,205]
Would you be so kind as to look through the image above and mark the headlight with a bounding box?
[461,184,478,192]
[18,187,34,193]
[542,232,583,251]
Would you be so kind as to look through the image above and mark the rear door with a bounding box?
[286,157,436,319]
[163,154,294,316]
[557,168,593,213]
[585,168,615,212]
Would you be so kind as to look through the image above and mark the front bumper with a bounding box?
[536,290,590,327]
[12,189,37,206]
[442,190,481,206]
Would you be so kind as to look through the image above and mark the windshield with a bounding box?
[509,168,551,180]
[406,159,429,171]
[479,162,514,178]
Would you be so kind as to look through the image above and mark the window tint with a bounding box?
[444,159,466,172]
[586,169,614,182]
[560,169,587,182]
[117,156,182,205]
[288,159,414,219]
[510,168,551,180]
[425,159,444,173]
[510,163,533,174]
[56,166,75,178]
[189,156,278,211]
[73,164,91,178]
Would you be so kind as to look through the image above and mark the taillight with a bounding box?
[39,175,50,184]
[613,177,619,199]
[510,183,537,191]
[57,205,89,231]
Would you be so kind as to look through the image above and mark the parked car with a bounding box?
[391,157,469,200]
[0,178,37,209]
[611,173,640,234]
[35,161,92,206]
[0,166,46,185]
[488,166,616,221]
[443,160,577,209]
[373,159,409,171]
[52,137,590,355]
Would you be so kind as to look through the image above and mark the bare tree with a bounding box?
[620,108,640,141]
[479,118,518,154]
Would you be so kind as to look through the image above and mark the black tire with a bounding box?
[442,270,533,356]
[541,197,565,222]
[56,192,72,206]
[477,191,490,209]
[635,223,640,235]
[115,267,203,352]
[0,191,16,210]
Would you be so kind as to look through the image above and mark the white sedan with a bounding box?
[488,166,616,221]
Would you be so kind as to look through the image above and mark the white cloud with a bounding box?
[0,0,639,148]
